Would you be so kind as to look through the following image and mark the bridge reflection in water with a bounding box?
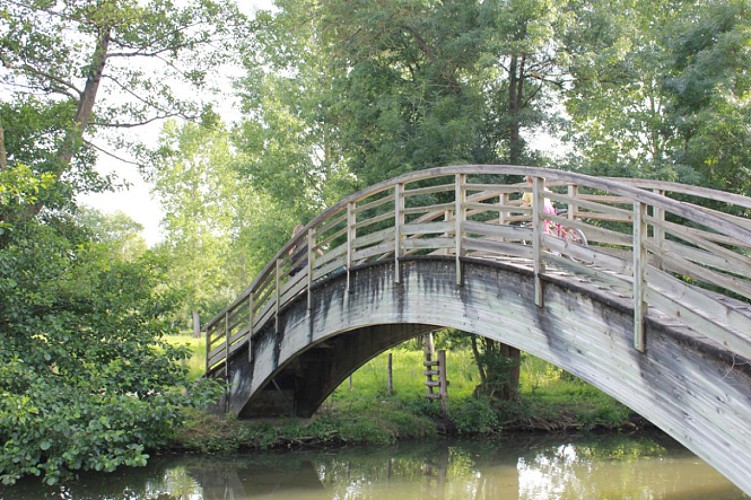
[204,165,751,495]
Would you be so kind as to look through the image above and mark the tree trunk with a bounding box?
[507,53,526,165]
[471,335,487,386]
[57,27,111,168]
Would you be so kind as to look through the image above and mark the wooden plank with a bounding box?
[655,217,751,249]
[402,220,454,236]
[401,237,455,250]
[577,193,634,205]
[352,226,393,249]
[403,182,455,197]
[463,237,534,259]
[352,192,394,215]
[648,242,751,301]
[352,209,395,231]
[402,201,455,215]
[464,183,527,194]
[315,210,347,235]
[645,286,751,362]
[315,256,348,279]
[353,240,397,261]
[646,267,751,339]
[463,220,532,241]
[553,193,634,219]
[661,239,751,277]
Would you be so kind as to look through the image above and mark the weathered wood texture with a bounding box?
[218,259,751,495]
[204,165,751,494]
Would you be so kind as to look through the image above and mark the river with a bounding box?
[2,432,746,499]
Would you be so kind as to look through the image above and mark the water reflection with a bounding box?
[2,433,746,499]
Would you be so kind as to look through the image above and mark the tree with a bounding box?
[0,0,246,220]
[480,0,571,165]
[561,0,688,178]
[0,182,221,485]
[663,0,751,194]
[149,121,235,336]
[235,0,356,217]
[76,207,148,261]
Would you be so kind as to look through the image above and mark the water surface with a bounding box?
[2,432,746,499]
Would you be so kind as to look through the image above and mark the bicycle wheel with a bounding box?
[564,227,588,247]
[562,227,588,262]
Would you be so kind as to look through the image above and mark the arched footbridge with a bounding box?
[204,165,751,494]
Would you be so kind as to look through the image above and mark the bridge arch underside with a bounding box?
[223,257,751,493]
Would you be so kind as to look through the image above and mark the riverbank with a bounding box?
[171,394,652,454]
[169,338,652,454]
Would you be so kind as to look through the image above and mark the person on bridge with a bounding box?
[521,175,556,234]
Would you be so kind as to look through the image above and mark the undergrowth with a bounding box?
[169,341,641,454]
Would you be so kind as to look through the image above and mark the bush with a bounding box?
[448,397,501,435]
[0,221,223,485]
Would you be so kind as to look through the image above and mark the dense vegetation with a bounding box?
[1,0,749,486]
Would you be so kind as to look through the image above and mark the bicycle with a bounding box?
[519,208,588,260]
[548,208,588,247]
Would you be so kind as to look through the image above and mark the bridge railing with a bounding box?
[205,166,751,375]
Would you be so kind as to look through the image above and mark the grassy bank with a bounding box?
[167,335,641,454]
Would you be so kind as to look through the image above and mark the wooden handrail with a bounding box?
[204,165,751,374]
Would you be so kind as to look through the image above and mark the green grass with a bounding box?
[168,333,628,421]
[165,333,206,379]
[168,335,635,451]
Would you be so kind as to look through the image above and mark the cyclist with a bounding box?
[520,175,556,234]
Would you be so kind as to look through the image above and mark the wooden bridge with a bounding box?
[204,165,751,494]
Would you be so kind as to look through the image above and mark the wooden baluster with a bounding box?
[395,183,404,283]
[652,189,665,270]
[275,258,280,334]
[347,202,355,293]
[532,176,545,307]
[455,174,465,286]
[224,311,230,377]
[248,291,254,362]
[205,324,210,375]
[567,183,578,221]
[307,228,314,311]
[633,201,647,352]
[498,192,509,242]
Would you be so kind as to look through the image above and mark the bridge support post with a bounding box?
[532,176,545,307]
[306,229,314,311]
[394,183,404,284]
[248,292,254,361]
[633,201,647,352]
[455,174,465,286]
[347,202,355,293]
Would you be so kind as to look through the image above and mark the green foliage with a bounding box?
[448,397,502,435]
[0,218,222,485]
